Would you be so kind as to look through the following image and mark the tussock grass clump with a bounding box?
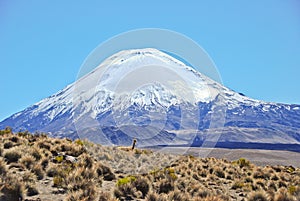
[248,191,269,201]
[253,169,271,180]
[194,196,226,201]
[95,162,115,181]
[8,162,25,171]
[145,191,161,201]
[4,148,21,163]
[158,179,174,194]
[78,152,94,168]
[30,147,42,161]
[22,171,37,183]
[10,135,20,143]
[114,183,137,200]
[132,176,150,198]
[3,141,13,149]
[64,191,81,201]
[214,167,225,178]
[40,156,49,170]
[231,181,244,190]
[0,158,7,175]
[0,175,25,201]
[46,163,59,177]
[168,190,189,201]
[98,191,114,201]
[26,183,39,196]
[66,166,97,191]
[274,188,295,201]
[37,141,51,150]
[20,154,36,169]
[32,163,44,180]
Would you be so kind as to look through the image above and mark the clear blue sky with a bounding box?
[1,0,300,121]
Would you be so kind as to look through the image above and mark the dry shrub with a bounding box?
[80,184,97,201]
[267,181,277,191]
[158,179,174,194]
[214,167,225,178]
[255,178,267,190]
[30,147,42,161]
[8,162,25,171]
[266,190,276,201]
[78,153,94,168]
[98,191,113,201]
[20,154,36,169]
[22,171,37,184]
[17,131,30,138]
[40,157,49,170]
[274,189,295,201]
[4,141,14,149]
[278,180,287,188]
[0,158,7,175]
[253,169,270,180]
[145,191,159,201]
[114,183,136,200]
[4,148,21,163]
[37,141,51,150]
[280,172,291,182]
[196,189,212,198]
[168,190,189,201]
[26,183,39,196]
[272,166,283,173]
[10,136,20,143]
[61,143,73,152]
[271,174,279,181]
[201,196,226,201]
[245,177,253,183]
[95,162,115,181]
[145,192,168,201]
[199,169,208,178]
[248,191,269,201]
[132,176,150,198]
[66,143,85,157]
[65,190,83,201]
[46,163,59,177]
[0,175,25,201]
[32,163,44,180]
[66,166,97,191]
[176,179,187,192]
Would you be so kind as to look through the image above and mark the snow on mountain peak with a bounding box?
[9,48,244,125]
[98,48,187,69]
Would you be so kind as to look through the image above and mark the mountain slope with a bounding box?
[1,48,300,150]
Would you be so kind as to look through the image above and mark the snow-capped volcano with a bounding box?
[1,48,300,151]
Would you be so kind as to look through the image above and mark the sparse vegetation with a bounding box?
[0,129,299,201]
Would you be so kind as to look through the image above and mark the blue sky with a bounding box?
[1,0,300,121]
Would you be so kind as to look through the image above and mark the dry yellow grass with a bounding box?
[0,129,299,201]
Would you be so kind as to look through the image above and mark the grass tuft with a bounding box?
[4,148,21,163]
